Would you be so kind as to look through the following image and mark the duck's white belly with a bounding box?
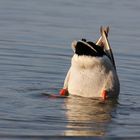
[68,68,105,97]
[67,56,119,97]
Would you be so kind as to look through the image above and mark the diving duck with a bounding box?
[60,26,120,100]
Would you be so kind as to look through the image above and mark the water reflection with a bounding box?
[64,96,117,136]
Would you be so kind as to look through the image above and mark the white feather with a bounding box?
[63,54,119,98]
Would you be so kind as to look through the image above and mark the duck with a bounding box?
[60,26,120,100]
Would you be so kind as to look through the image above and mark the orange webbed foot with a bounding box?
[59,89,69,96]
[101,90,108,100]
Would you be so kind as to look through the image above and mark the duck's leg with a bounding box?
[59,68,71,96]
[100,90,108,100]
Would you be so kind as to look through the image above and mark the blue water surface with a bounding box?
[0,0,140,139]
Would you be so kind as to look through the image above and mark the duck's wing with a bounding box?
[96,26,109,47]
[96,26,116,70]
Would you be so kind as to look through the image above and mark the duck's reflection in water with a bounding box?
[64,95,117,136]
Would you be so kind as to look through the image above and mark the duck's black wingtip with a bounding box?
[100,26,109,37]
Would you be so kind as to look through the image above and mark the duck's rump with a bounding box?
[68,57,119,98]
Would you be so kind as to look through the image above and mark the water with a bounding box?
[0,0,140,139]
